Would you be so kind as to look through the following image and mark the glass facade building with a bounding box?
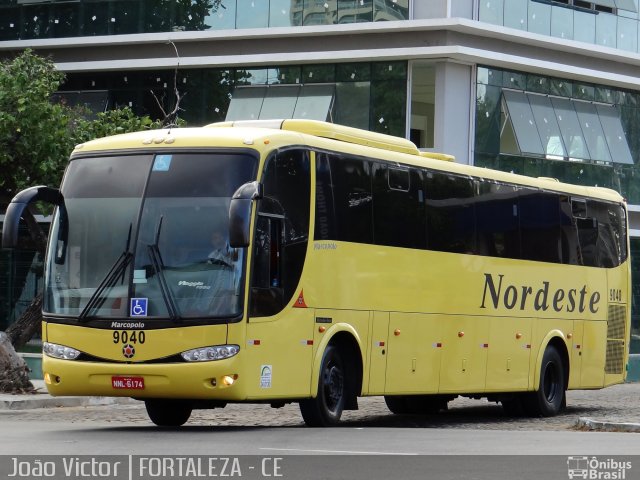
[1,0,640,360]
[479,0,640,53]
[475,66,640,204]
[0,0,409,40]
[60,61,408,137]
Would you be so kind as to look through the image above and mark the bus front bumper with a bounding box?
[42,356,246,401]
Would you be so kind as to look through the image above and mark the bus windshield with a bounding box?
[44,151,258,321]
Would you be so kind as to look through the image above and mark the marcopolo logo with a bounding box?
[567,456,632,479]
[110,321,145,329]
[480,273,601,314]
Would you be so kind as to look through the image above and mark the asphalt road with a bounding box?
[1,412,640,480]
[1,386,640,479]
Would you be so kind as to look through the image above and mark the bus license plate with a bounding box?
[111,376,145,390]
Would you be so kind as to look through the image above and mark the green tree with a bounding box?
[73,107,163,144]
[0,49,73,205]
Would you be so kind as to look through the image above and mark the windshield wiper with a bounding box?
[147,216,181,322]
[79,225,133,322]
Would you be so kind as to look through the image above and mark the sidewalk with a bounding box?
[0,380,137,410]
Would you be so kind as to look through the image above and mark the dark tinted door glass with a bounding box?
[251,149,310,317]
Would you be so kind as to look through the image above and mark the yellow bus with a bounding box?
[2,120,630,426]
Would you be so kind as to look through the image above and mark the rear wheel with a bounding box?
[523,345,565,417]
[300,345,345,427]
[145,399,192,427]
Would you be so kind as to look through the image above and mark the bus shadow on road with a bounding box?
[338,403,604,430]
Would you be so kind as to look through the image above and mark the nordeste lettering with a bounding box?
[480,273,601,314]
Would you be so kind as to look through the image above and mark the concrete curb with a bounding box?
[0,382,139,411]
[576,417,640,433]
[0,395,138,410]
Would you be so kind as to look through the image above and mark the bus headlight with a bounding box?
[181,345,240,362]
[43,342,81,360]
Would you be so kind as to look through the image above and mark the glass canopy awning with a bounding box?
[501,89,633,165]
[226,84,335,122]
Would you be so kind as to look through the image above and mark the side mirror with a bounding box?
[229,181,263,248]
[2,186,64,250]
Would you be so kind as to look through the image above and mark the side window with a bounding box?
[475,182,519,259]
[609,203,628,265]
[590,200,627,268]
[314,152,373,244]
[315,152,337,241]
[519,189,561,263]
[250,149,310,318]
[372,164,426,249]
[558,196,626,268]
[576,216,599,267]
[425,171,476,254]
[560,196,579,265]
[571,199,599,267]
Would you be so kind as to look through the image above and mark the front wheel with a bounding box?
[145,399,192,427]
[300,345,345,427]
[523,345,566,417]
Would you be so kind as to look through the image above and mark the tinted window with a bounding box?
[519,189,561,263]
[590,200,627,268]
[312,149,627,269]
[314,152,337,241]
[145,152,257,197]
[561,196,627,268]
[475,182,520,258]
[576,216,599,267]
[63,155,151,198]
[425,172,475,254]
[373,164,426,249]
[251,149,310,318]
[314,153,373,244]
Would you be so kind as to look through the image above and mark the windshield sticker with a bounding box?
[153,155,172,172]
[130,298,148,317]
[132,269,147,284]
[260,365,272,389]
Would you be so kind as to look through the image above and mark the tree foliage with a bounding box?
[0,49,165,205]
[73,107,164,144]
[0,50,72,202]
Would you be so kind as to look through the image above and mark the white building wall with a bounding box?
[434,61,473,164]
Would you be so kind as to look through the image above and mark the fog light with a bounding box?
[44,373,60,385]
[222,375,237,386]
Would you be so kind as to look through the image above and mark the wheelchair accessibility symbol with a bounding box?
[130,298,148,317]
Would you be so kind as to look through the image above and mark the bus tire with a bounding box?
[523,345,565,417]
[145,399,192,427]
[384,395,410,414]
[300,345,345,427]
